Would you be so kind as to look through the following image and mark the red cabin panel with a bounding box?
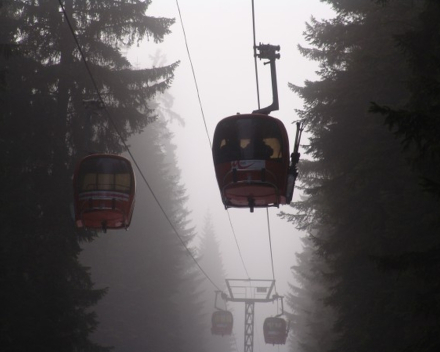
[211,310,233,336]
[263,317,288,345]
[212,114,290,210]
[73,154,135,231]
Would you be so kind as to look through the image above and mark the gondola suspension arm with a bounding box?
[252,44,280,115]
[286,121,303,203]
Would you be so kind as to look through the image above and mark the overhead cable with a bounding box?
[266,208,278,294]
[251,0,279,295]
[227,211,251,279]
[175,0,211,147]
[58,0,222,292]
[175,0,252,280]
[251,0,261,110]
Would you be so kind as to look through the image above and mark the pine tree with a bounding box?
[80,85,209,352]
[283,1,440,351]
[0,1,176,350]
[198,212,236,352]
[80,121,182,352]
[370,0,440,198]
[286,236,337,352]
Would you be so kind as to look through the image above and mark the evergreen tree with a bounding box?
[198,212,236,352]
[80,86,208,352]
[283,1,440,351]
[286,236,337,352]
[370,0,440,198]
[0,1,176,351]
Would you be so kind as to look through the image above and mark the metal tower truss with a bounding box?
[225,279,276,352]
[225,279,275,303]
[244,301,255,352]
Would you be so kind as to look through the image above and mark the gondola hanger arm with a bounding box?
[252,43,280,115]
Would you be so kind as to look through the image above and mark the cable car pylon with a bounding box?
[222,279,279,352]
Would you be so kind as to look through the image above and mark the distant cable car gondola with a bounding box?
[73,154,135,231]
[263,316,288,345]
[211,310,233,336]
[212,44,301,212]
[211,291,233,336]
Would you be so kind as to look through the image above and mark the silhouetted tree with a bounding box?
[282,1,440,351]
[0,1,176,351]
[80,80,209,351]
[198,212,236,352]
[286,236,337,352]
[370,0,440,198]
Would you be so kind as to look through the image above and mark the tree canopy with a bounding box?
[283,1,440,351]
[198,212,236,352]
[1,1,177,351]
[80,100,204,351]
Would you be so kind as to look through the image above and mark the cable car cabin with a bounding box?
[212,114,290,211]
[263,317,288,345]
[73,154,135,231]
[211,310,233,336]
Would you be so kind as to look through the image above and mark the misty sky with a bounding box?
[127,1,334,351]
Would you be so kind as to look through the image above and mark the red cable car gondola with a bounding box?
[212,113,292,211]
[73,154,135,231]
[212,44,302,212]
[263,317,288,345]
[211,310,233,336]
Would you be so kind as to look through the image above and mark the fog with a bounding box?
[127,1,334,351]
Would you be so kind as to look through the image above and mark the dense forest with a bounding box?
[1,1,238,351]
[284,0,440,351]
[3,0,440,352]
[0,0,208,351]
[198,213,236,352]
[80,96,207,352]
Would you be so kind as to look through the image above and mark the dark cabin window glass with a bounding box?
[78,158,132,193]
[214,117,283,163]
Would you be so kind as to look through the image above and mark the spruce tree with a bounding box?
[0,1,176,351]
[198,212,236,352]
[284,1,440,351]
[286,236,337,352]
[80,85,209,352]
[370,0,440,198]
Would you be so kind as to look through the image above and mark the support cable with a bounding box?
[266,208,278,294]
[58,0,222,292]
[175,0,251,279]
[227,211,251,279]
[251,0,261,110]
[251,0,279,295]
[175,0,211,147]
